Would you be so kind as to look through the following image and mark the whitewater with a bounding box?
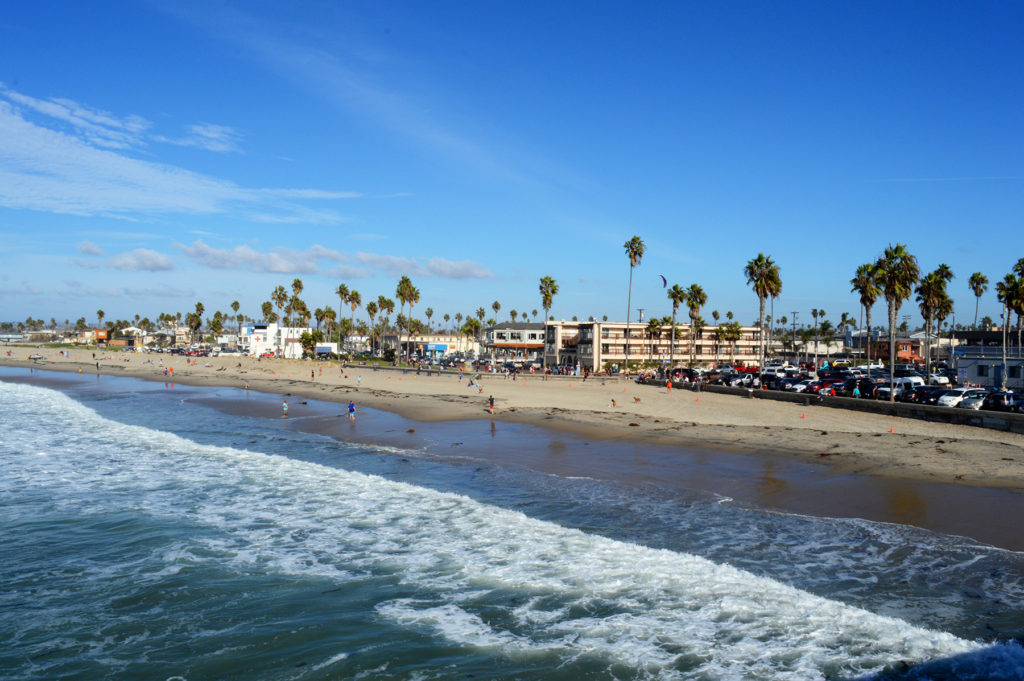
[2,378,1022,680]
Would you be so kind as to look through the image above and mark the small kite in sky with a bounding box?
[659,274,667,288]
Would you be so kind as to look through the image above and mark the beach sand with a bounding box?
[4,347,1024,549]
[6,347,1023,488]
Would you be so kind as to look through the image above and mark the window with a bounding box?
[1010,365,1021,379]
[977,365,989,377]
[528,333,537,340]
[601,344,610,353]
[601,328,610,338]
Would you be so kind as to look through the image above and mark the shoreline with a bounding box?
[5,361,1024,552]
[3,348,1024,492]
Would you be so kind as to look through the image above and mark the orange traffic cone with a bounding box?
[890,425,895,434]
[801,412,806,419]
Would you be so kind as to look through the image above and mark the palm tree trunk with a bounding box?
[625,268,633,373]
[974,296,980,329]
[888,301,897,401]
[670,309,676,368]
[1001,304,1009,390]
[865,308,872,369]
[758,296,766,385]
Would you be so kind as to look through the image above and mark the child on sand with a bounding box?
[282,401,289,418]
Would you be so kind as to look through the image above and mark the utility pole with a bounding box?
[791,312,798,363]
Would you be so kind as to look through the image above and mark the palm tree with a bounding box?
[685,284,707,369]
[492,300,501,323]
[424,308,434,332]
[744,253,781,384]
[969,272,988,329]
[645,318,661,362]
[348,290,361,334]
[877,243,920,400]
[1013,259,1024,358]
[365,301,378,354]
[725,321,741,364]
[623,235,645,371]
[443,312,451,334]
[667,284,687,368]
[335,284,349,347]
[509,309,518,324]
[692,315,706,365]
[916,267,952,380]
[539,276,558,370]
[531,309,538,323]
[453,312,463,352]
[850,262,881,369]
[995,273,1018,390]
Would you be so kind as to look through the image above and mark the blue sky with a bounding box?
[2,1,1022,329]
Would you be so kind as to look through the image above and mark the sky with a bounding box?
[1,1,1022,330]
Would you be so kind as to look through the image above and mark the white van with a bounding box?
[876,376,924,400]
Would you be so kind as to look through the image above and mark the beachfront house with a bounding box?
[238,323,314,360]
[482,322,546,364]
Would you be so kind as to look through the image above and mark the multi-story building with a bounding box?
[481,322,546,363]
[543,320,761,371]
[238,323,316,359]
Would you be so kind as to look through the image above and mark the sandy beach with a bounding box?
[5,347,1024,492]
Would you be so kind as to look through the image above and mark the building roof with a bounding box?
[485,322,546,331]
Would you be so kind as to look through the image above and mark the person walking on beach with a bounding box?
[282,400,289,418]
[348,401,356,421]
[488,395,495,415]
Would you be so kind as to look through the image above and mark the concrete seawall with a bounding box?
[680,383,1024,435]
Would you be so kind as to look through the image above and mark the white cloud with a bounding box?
[424,257,493,279]
[0,89,367,222]
[109,248,175,271]
[77,240,104,255]
[174,239,344,273]
[156,122,243,153]
[0,84,150,149]
[123,284,196,299]
[173,239,493,279]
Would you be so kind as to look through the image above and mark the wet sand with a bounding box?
[3,363,1023,551]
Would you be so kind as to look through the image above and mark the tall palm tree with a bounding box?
[692,315,706,365]
[685,284,706,369]
[667,284,687,369]
[424,308,434,332]
[916,267,953,380]
[406,284,420,356]
[969,272,988,329]
[509,309,518,324]
[877,243,920,400]
[744,253,781,384]
[995,273,1018,390]
[538,276,558,370]
[645,318,661,362]
[1013,259,1024,358]
[850,262,881,369]
[335,284,349,347]
[443,312,451,334]
[492,300,501,322]
[623,235,645,371]
[531,309,538,323]
[348,290,361,334]
[365,301,378,354]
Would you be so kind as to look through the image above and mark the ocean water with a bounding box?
[2,374,1023,680]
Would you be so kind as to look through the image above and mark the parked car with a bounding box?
[840,377,877,398]
[958,392,989,410]
[937,388,988,408]
[789,379,814,393]
[906,385,949,405]
[982,391,1020,412]
[928,372,950,386]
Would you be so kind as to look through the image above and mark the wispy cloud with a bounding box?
[77,240,104,255]
[0,83,149,149]
[0,87,365,221]
[174,240,343,274]
[173,239,493,279]
[155,122,243,153]
[874,176,1024,183]
[109,248,175,271]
